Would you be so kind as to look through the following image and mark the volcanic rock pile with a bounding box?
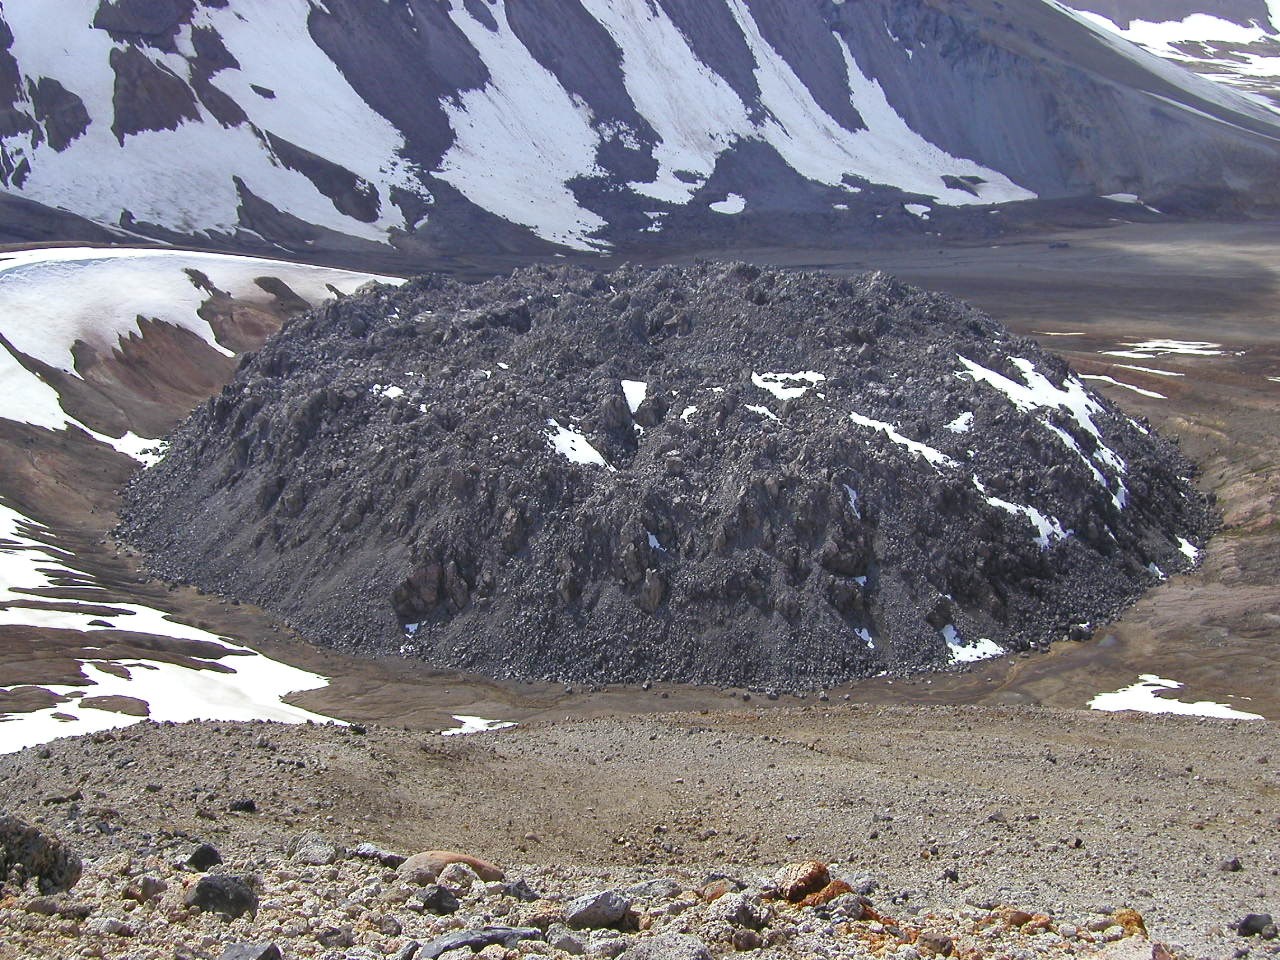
[119,263,1212,686]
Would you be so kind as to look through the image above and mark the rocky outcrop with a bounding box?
[0,814,81,894]
[120,263,1213,687]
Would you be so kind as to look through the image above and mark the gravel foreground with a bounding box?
[1,704,1277,959]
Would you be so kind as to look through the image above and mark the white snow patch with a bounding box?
[621,379,648,414]
[957,354,1128,508]
[752,370,826,400]
[379,385,405,400]
[857,627,874,650]
[648,531,665,552]
[440,715,517,736]
[0,247,399,374]
[1177,537,1200,562]
[1115,364,1184,377]
[973,477,1069,549]
[435,0,608,250]
[709,194,747,215]
[1080,374,1166,399]
[680,405,698,422]
[943,624,1003,664]
[1089,675,1262,719]
[904,203,931,219]
[843,484,861,518]
[745,404,780,422]
[1102,193,1141,204]
[579,0,750,204]
[0,503,337,752]
[719,0,1036,205]
[1101,339,1225,359]
[848,411,955,469]
[546,419,614,470]
[945,412,974,433]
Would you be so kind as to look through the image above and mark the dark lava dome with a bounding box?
[119,263,1212,687]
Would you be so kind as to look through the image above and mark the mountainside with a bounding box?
[119,263,1213,687]
[1067,0,1280,108]
[3,0,1280,262]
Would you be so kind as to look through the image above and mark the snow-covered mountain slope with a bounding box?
[1066,0,1280,109]
[0,247,397,745]
[2,0,1280,259]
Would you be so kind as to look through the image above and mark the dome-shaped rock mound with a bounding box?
[119,263,1213,687]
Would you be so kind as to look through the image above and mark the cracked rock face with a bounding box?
[119,263,1212,687]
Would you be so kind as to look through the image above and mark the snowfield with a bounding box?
[0,246,399,448]
[0,502,337,753]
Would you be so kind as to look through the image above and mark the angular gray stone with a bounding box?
[708,890,769,929]
[618,934,711,960]
[352,841,406,868]
[416,927,543,959]
[289,832,339,865]
[565,889,630,929]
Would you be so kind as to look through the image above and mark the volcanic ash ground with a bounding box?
[119,263,1213,687]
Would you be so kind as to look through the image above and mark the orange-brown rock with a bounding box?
[1114,907,1148,937]
[395,850,504,885]
[774,860,830,902]
[521,902,565,930]
[999,908,1035,927]
[798,879,853,908]
[916,931,955,956]
[699,878,737,902]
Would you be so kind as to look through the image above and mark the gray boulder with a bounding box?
[184,875,258,920]
[565,889,630,929]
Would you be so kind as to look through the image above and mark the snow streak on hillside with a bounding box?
[0,0,1039,252]
[1,0,427,241]
[1064,2,1280,111]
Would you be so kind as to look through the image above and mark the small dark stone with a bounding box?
[1219,856,1243,872]
[183,875,257,920]
[315,925,354,948]
[415,884,460,915]
[918,931,955,956]
[1237,913,1276,938]
[227,798,257,813]
[187,842,222,871]
[502,877,540,902]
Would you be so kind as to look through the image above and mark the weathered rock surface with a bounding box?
[0,814,81,893]
[121,263,1213,687]
[183,874,257,920]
